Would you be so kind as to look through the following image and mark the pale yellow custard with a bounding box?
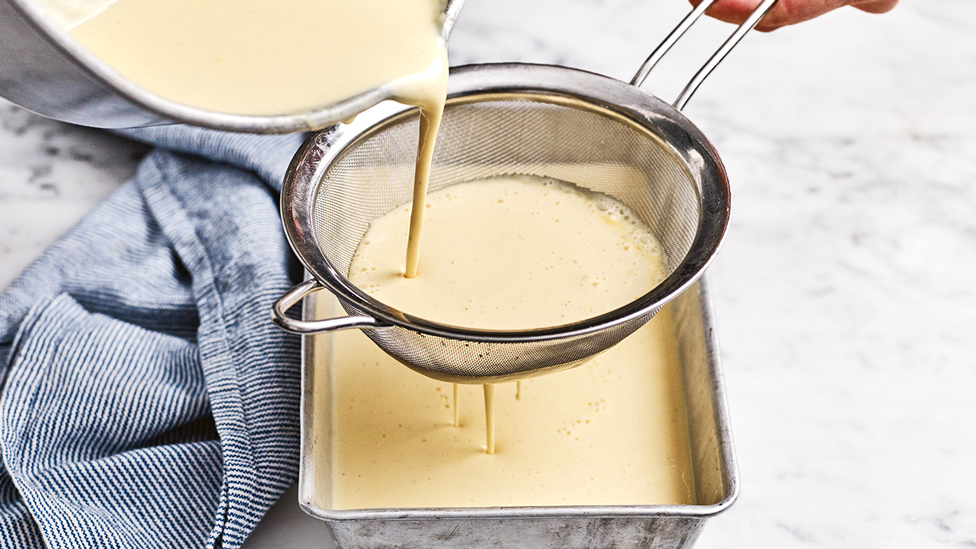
[348,175,668,330]
[319,300,696,509]
[65,0,448,117]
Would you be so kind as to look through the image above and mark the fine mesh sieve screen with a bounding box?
[308,95,703,382]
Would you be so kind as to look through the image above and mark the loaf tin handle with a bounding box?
[271,279,390,334]
[631,0,779,110]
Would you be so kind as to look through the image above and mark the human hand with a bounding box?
[692,0,899,31]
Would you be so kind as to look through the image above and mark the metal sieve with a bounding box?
[272,0,776,383]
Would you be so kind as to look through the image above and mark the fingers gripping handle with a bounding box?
[631,0,779,110]
[271,279,389,334]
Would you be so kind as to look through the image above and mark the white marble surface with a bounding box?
[2,0,975,547]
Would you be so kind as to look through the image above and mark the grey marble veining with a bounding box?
[2,0,975,547]
[0,100,149,289]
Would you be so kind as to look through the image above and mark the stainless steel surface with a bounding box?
[0,0,465,133]
[670,0,778,110]
[272,279,390,334]
[630,0,718,90]
[631,0,778,109]
[297,279,738,549]
[277,63,731,383]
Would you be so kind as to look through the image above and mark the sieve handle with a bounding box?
[271,279,389,334]
[630,0,779,110]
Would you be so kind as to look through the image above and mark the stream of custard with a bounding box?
[60,0,449,274]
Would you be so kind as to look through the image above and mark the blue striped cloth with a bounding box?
[0,126,307,548]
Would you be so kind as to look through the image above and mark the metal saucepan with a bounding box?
[0,0,464,132]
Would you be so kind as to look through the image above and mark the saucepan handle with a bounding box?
[631,0,779,110]
[271,279,390,334]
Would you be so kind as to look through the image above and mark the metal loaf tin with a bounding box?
[298,279,738,548]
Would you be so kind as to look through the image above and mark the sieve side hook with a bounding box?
[630,0,779,111]
[272,279,391,334]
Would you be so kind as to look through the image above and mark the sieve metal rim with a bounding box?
[279,62,730,343]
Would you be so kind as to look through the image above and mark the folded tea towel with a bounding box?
[0,126,307,549]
